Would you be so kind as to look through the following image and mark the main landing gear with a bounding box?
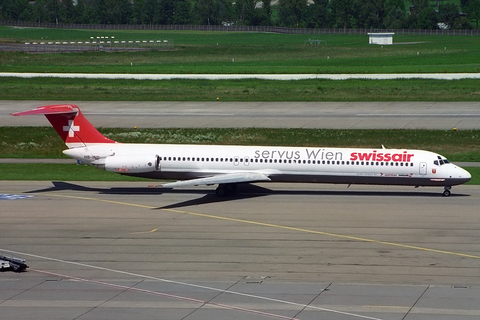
[215,183,237,197]
[443,186,452,197]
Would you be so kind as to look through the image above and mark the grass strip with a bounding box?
[0,163,478,185]
[0,163,149,181]
[2,127,479,161]
[2,78,480,101]
[2,30,480,74]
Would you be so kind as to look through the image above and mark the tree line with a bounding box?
[1,0,479,29]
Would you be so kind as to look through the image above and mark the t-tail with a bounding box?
[12,105,116,148]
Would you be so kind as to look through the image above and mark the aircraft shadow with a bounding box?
[26,181,469,209]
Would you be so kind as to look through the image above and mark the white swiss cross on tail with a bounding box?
[63,120,80,137]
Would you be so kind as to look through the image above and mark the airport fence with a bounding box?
[1,20,480,36]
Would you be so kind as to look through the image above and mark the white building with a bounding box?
[367,33,394,45]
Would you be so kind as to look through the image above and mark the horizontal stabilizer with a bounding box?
[12,105,79,116]
[162,172,271,188]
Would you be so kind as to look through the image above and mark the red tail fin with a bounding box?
[12,105,116,148]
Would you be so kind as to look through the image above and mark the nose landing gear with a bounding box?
[443,186,452,197]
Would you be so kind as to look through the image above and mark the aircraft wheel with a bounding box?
[442,189,451,197]
[215,183,237,197]
[215,186,227,197]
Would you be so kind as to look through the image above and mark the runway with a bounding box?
[3,100,480,129]
[2,181,480,320]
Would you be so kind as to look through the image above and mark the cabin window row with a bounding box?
[159,157,415,167]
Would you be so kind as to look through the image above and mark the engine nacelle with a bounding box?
[104,155,159,173]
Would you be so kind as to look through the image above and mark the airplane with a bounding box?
[13,104,471,197]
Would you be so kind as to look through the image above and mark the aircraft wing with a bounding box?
[162,172,271,188]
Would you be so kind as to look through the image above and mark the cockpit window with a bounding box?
[434,157,450,166]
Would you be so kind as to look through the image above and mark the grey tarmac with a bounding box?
[2,98,480,319]
[3,100,480,129]
[1,181,480,320]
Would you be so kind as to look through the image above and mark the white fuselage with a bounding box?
[64,143,471,187]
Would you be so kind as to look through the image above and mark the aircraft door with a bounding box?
[419,162,427,175]
[244,156,250,166]
[234,156,239,166]
[156,155,161,171]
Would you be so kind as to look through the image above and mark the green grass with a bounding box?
[0,163,150,181]
[2,27,480,101]
[2,77,480,101]
[2,27,480,74]
[2,127,479,161]
[0,163,478,184]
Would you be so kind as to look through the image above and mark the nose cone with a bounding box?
[453,166,471,185]
[460,167,471,182]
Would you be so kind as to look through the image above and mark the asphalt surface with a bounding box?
[2,99,480,319]
[1,181,480,320]
[3,100,480,129]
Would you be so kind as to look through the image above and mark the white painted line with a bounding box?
[1,248,384,320]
